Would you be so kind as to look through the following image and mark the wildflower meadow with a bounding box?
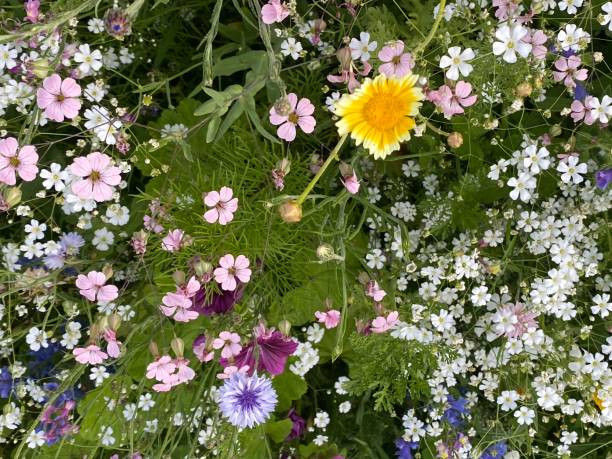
[1,0,611,458]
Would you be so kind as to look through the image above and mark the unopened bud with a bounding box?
[447,132,463,149]
[274,96,293,117]
[278,200,302,223]
[194,259,213,277]
[549,124,562,137]
[336,47,353,70]
[170,337,185,358]
[515,82,532,98]
[316,244,341,262]
[3,187,21,209]
[31,59,50,79]
[172,270,185,285]
[278,320,292,336]
[102,264,113,281]
[149,341,159,358]
[109,314,121,331]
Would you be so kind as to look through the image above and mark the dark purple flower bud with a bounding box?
[286,408,305,441]
[192,284,245,316]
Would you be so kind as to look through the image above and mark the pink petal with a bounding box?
[204,190,220,206]
[277,122,296,141]
[100,166,121,185]
[219,186,233,202]
[36,88,55,109]
[60,77,82,97]
[97,285,119,303]
[72,179,94,199]
[295,98,314,116]
[60,98,81,119]
[88,152,110,171]
[269,110,288,126]
[44,101,65,122]
[297,115,316,134]
[42,74,62,94]
[92,181,113,201]
[234,255,250,270]
[70,156,93,177]
[221,276,237,291]
[204,208,219,223]
[286,93,298,111]
[17,164,38,182]
[0,168,16,185]
[0,137,18,156]
[217,207,234,225]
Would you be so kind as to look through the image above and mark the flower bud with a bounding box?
[316,244,339,262]
[109,314,122,331]
[31,59,50,79]
[447,132,463,149]
[278,200,302,223]
[193,259,213,277]
[336,46,353,70]
[278,320,292,336]
[98,316,109,331]
[3,187,22,209]
[170,337,185,358]
[172,270,186,285]
[149,341,159,358]
[273,96,293,117]
[549,124,562,137]
[102,264,113,281]
[515,82,532,98]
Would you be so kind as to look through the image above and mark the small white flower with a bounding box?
[280,37,303,60]
[338,401,351,413]
[514,406,535,425]
[497,390,520,411]
[87,18,105,34]
[492,23,531,63]
[40,163,70,191]
[26,327,49,352]
[314,411,330,429]
[89,365,110,386]
[439,46,474,80]
[366,248,386,269]
[558,0,583,14]
[99,425,115,446]
[123,403,137,421]
[74,44,103,74]
[24,219,47,240]
[138,393,155,411]
[349,32,377,62]
[557,156,587,184]
[507,172,536,202]
[26,429,46,448]
[92,228,115,251]
[0,44,18,70]
[589,95,612,124]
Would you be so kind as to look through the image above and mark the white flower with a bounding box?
[335,376,350,395]
[24,219,47,240]
[558,0,583,14]
[583,352,607,380]
[92,228,115,251]
[119,47,135,64]
[439,46,474,80]
[314,411,330,428]
[74,44,103,74]
[84,82,107,102]
[471,285,491,306]
[557,24,588,52]
[84,106,122,145]
[280,37,303,60]
[0,44,18,70]
[349,32,377,62]
[105,204,130,226]
[601,3,612,31]
[26,327,49,352]
[87,18,105,34]
[536,386,562,410]
[514,406,535,425]
[492,23,531,63]
[99,425,115,446]
[60,321,82,349]
[497,390,520,411]
[123,403,137,421]
[338,401,351,413]
[20,240,44,259]
[589,95,612,124]
[431,309,454,332]
[89,365,110,385]
[557,156,587,184]
[591,294,612,318]
[313,435,328,446]
[522,145,550,174]
[40,163,70,191]
[138,393,155,411]
[366,248,386,269]
[507,172,536,202]
[26,429,46,448]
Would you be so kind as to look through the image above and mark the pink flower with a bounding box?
[159,276,200,322]
[36,74,81,122]
[523,29,547,60]
[212,331,242,359]
[76,271,118,303]
[103,329,121,358]
[73,345,108,365]
[203,186,238,225]
[146,355,176,381]
[497,303,538,339]
[341,172,360,194]
[327,49,372,93]
[366,281,386,302]
[553,56,588,89]
[0,137,38,185]
[174,358,196,383]
[377,41,414,78]
[214,254,252,291]
[261,0,290,24]
[70,152,121,202]
[25,0,40,23]
[144,215,163,233]
[428,81,477,119]
[570,96,596,125]
[161,229,185,252]
[370,311,399,334]
[193,335,215,362]
[217,365,250,380]
[315,309,341,329]
[269,93,316,142]
[492,0,519,21]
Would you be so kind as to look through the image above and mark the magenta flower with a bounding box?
[366,281,386,302]
[159,276,200,322]
[498,303,538,339]
[229,325,298,376]
[76,271,118,303]
[146,355,176,381]
[261,0,290,24]
[269,93,316,142]
[0,137,38,185]
[492,0,519,21]
[36,74,81,122]
[212,331,242,359]
[25,0,40,23]
[70,152,121,202]
[214,254,252,291]
[315,309,341,329]
[428,81,477,119]
[570,96,596,125]
[73,345,108,365]
[161,229,185,252]
[371,311,399,334]
[377,41,414,78]
[553,56,588,89]
[203,186,238,225]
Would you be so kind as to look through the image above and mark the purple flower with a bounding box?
[395,438,418,459]
[218,372,277,428]
[228,324,298,376]
[59,232,85,255]
[192,284,245,316]
[0,367,14,398]
[480,441,508,459]
[286,408,305,441]
[595,169,612,190]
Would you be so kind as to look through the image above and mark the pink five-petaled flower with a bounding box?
[159,276,200,322]
[73,345,108,365]
[377,41,414,78]
[315,309,341,329]
[552,56,588,89]
[212,331,242,359]
[146,355,176,381]
[523,29,547,60]
[427,81,477,119]
[103,329,121,358]
[570,96,596,125]
[152,358,195,392]
[203,186,238,225]
[214,254,252,291]
[36,74,82,122]
[76,271,119,303]
[70,152,121,202]
[0,137,38,186]
[269,93,316,142]
[366,281,387,302]
[217,365,250,380]
[261,0,290,24]
[370,311,399,334]
[161,229,185,252]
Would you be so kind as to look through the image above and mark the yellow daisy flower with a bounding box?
[335,73,424,159]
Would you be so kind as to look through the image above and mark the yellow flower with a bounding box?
[335,73,424,159]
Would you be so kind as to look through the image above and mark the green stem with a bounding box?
[296,134,348,205]
[413,0,447,55]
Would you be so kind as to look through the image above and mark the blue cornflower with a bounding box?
[395,438,419,459]
[218,373,277,428]
[480,441,508,459]
[59,232,85,255]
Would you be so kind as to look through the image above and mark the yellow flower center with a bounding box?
[288,112,299,124]
[90,170,101,182]
[363,94,408,131]
[9,157,20,167]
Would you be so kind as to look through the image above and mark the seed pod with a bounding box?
[278,200,302,223]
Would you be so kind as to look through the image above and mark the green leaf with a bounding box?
[215,97,246,141]
[194,99,219,116]
[212,50,267,78]
[272,371,307,412]
[206,116,221,143]
[179,140,193,161]
[245,96,280,143]
[264,419,292,443]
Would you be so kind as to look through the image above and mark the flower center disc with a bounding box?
[363,93,407,131]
